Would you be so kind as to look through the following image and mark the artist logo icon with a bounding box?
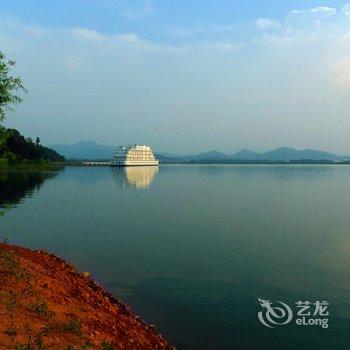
[257,298,293,328]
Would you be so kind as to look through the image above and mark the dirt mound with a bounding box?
[0,243,173,350]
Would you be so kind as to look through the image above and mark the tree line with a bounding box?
[0,127,64,164]
[0,51,64,165]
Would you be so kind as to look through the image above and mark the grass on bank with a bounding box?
[0,247,120,350]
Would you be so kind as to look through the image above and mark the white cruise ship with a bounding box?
[110,145,159,167]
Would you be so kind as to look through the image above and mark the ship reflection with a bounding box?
[111,166,158,189]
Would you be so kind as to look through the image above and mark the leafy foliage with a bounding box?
[0,51,26,122]
[0,126,64,164]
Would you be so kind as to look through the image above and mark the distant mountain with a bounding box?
[158,147,350,163]
[182,150,231,161]
[231,149,260,160]
[47,141,350,163]
[157,152,182,158]
[232,147,348,162]
[49,141,116,160]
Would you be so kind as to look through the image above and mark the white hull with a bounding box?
[110,160,159,167]
[109,162,159,167]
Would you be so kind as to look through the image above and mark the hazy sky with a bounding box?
[1,0,350,154]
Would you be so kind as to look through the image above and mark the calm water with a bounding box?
[1,165,350,349]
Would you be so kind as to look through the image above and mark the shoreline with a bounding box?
[2,161,350,171]
[0,242,173,350]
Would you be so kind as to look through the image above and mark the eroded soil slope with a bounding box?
[0,243,173,350]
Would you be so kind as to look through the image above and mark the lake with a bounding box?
[1,165,350,349]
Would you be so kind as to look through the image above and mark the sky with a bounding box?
[1,0,350,154]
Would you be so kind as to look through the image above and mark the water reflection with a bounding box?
[111,166,158,189]
[2,165,350,349]
[0,171,60,210]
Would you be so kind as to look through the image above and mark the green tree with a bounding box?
[0,51,26,122]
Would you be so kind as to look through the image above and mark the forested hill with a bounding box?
[0,127,64,163]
